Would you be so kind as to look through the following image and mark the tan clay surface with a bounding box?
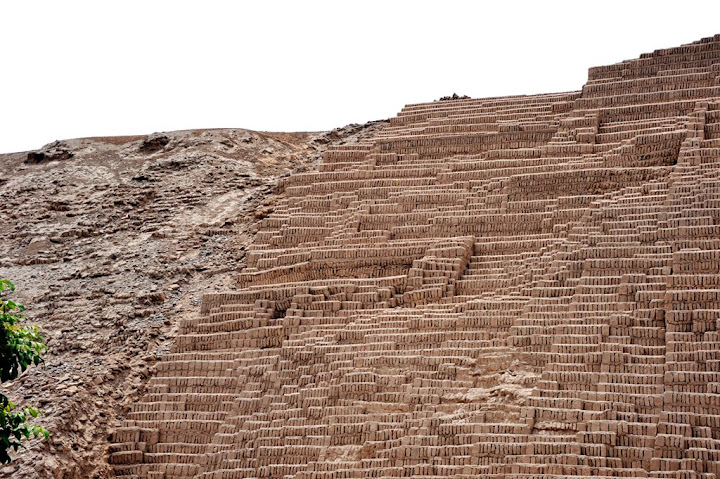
[112,35,720,479]
[7,33,720,479]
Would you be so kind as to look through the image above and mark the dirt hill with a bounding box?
[0,123,385,478]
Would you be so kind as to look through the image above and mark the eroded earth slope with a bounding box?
[0,123,384,478]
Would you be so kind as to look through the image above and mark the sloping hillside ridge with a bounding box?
[0,123,386,478]
[110,34,720,478]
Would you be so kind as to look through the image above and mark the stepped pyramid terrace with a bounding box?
[110,34,720,478]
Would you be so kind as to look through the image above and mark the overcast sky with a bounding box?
[1,1,720,154]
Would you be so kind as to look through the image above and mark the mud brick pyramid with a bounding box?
[111,35,720,478]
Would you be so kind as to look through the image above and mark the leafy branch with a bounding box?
[0,279,49,463]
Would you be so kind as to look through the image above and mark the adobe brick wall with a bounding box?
[112,34,720,478]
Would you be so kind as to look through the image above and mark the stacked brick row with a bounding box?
[111,34,720,478]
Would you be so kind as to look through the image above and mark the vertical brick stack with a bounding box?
[111,35,720,478]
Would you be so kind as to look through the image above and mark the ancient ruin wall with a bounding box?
[111,35,720,478]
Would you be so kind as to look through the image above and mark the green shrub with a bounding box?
[0,279,48,463]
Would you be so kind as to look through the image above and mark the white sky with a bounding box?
[1,0,720,154]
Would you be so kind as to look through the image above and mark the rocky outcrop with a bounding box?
[24,141,74,164]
